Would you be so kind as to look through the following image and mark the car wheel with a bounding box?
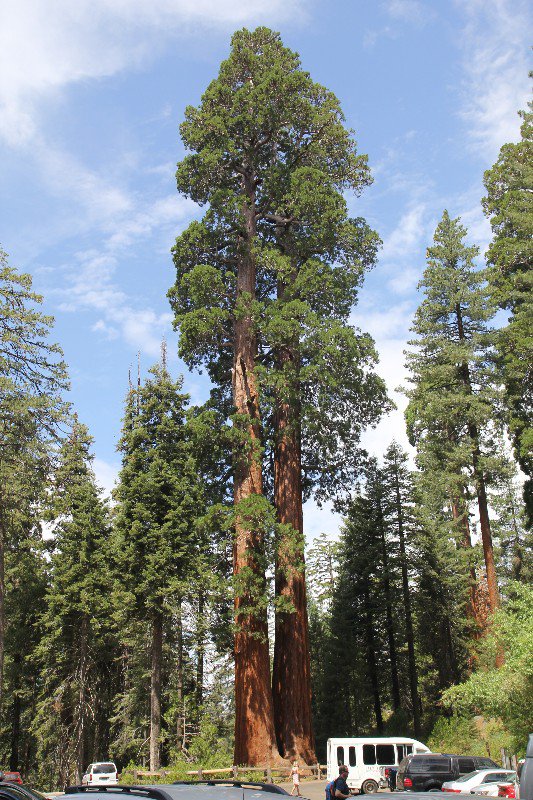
[361,780,379,794]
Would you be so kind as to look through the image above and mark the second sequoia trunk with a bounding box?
[272,355,316,762]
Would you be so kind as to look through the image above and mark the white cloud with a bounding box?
[93,456,120,498]
[385,0,434,25]
[0,0,305,146]
[457,0,531,156]
[303,498,343,544]
[52,192,197,356]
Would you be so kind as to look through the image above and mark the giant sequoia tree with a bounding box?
[169,27,386,764]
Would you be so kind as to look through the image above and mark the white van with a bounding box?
[327,737,430,794]
[81,762,118,786]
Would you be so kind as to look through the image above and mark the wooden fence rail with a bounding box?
[133,765,327,784]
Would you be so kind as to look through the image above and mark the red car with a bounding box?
[1,773,23,785]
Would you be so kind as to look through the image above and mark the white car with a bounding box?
[470,772,517,797]
[81,762,118,786]
[443,769,516,794]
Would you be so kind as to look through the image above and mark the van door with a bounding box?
[347,744,357,785]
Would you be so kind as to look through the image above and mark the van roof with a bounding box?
[327,738,428,746]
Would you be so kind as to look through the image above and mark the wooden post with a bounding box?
[232,766,238,779]
[198,769,203,780]
[266,766,272,784]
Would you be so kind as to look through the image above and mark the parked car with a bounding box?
[82,763,118,786]
[443,769,516,793]
[521,734,533,800]
[469,773,517,796]
[63,782,290,800]
[0,776,22,786]
[59,785,476,800]
[396,754,499,792]
[497,785,516,799]
[0,782,48,800]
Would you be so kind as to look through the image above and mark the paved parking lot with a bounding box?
[277,781,391,800]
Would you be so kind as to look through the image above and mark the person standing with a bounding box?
[290,762,301,796]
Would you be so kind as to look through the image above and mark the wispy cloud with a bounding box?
[54,193,197,357]
[0,0,305,146]
[384,0,435,25]
[457,0,531,156]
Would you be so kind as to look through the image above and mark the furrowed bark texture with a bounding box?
[272,362,316,763]
[455,303,500,615]
[451,494,485,634]
[233,183,280,767]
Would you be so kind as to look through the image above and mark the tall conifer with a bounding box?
[169,27,387,762]
[483,97,533,523]
[405,211,504,614]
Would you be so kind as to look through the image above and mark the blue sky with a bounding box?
[1,0,531,540]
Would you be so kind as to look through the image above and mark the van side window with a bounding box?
[397,746,404,763]
[337,746,344,766]
[377,745,395,765]
[405,746,413,755]
[363,744,376,765]
[458,758,476,773]
[349,747,356,767]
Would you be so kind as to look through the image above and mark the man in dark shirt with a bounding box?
[334,766,351,800]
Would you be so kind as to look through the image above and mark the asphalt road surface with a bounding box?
[278,782,391,800]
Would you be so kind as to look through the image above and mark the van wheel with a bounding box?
[361,780,378,794]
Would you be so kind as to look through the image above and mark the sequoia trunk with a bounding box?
[272,374,316,763]
[450,494,485,634]
[232,180,280,767]
[455,303,499,615]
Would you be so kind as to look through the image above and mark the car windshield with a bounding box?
[457,771,482,782]
[93,765,116,774]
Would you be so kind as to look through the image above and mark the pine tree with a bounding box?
[483,95,533,524]
[169,27,387,763]
[112,359,207,771]
[0,248,68,714]
[404,211,505,615]
[381,443,421,735]
[33,419,114,787]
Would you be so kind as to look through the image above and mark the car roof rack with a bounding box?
[172,782,289,795]
[64,787,173,800]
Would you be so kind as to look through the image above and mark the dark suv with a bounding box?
[396,754,499,791]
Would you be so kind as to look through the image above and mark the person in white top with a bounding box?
[290,762,301,796]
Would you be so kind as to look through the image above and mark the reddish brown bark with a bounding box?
[454,303,500,615]
[232,181,281,767]
[450,494,486,634]
[272,377,316,763]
